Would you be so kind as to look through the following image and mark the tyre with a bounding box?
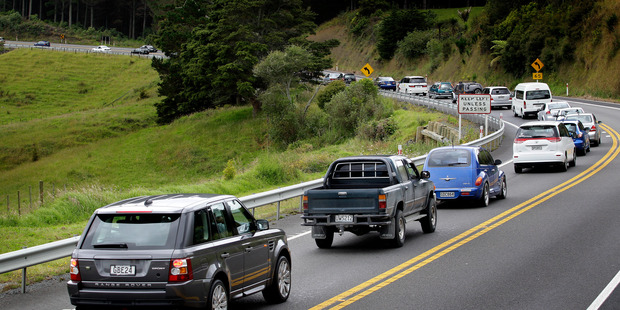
[520,109,525,119]
[315,229,334,249]
[514,165,522,173]
[208,279,228,310]
[391,210,405,248]
[420,196,437,233]
[263,255,291,304]
[513,107,518,117]
[559,158,568,172]
[496,177,507,199]
[478,183,490,207]
[474,88,482,94]
[569,149,576,167]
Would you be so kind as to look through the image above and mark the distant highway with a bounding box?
[2,40,165,59]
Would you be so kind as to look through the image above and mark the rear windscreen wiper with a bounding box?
[93,243,128,248]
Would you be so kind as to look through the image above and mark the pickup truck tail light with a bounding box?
[302,195,308,210]
[70,258,81,281]
[169,258,193,282]
[378,194,386,209]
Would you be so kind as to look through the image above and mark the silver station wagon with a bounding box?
[67,194,291,309]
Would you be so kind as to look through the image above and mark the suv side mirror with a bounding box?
[256,219,270,231]
[420,171,431,179]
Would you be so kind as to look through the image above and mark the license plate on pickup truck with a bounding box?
[439,192,455,198]
[110,265,136,276]
[335,214,353,223]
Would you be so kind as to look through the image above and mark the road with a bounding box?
[3,40,165,58]
[2,96,619,310]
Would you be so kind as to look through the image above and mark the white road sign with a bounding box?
[458,94,491,114]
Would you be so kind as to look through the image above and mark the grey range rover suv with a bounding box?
[67,194,291,309]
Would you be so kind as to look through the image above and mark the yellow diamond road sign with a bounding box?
[361,63,374,77]
[531,58,544,72]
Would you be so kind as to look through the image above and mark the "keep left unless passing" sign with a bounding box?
[458,94,491,114]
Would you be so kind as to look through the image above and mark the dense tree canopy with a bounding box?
[152,0,324,124]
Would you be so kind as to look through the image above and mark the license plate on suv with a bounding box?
[335,214,353,222]
[110,265,136,276]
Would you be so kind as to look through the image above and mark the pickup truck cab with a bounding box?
[302,155,436,248]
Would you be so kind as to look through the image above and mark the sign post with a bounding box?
[457,94,492,142]
[361,63,374,77]
[531,58,544,82]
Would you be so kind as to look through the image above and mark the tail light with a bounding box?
[546,110,551,114]
[514,138,527,144]
[378,194,387,209]
[302,195,308,210]
[475,177,483,186]
[169,258,193,282]
[591,125,596,132]
[545,137,561,142]
[70,258,81,281]
[523,101,527,109]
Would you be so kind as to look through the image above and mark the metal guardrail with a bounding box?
[0,88,504,292]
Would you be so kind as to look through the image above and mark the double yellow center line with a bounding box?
[312,124,620,310]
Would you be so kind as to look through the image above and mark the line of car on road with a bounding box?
[512,82,602,174]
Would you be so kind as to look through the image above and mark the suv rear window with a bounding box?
[427,149,471,167]
[81,213,181,250]
[410,78,426,83]
[525,90,551,100]
[491,88,510,94]
[516,125,559,139]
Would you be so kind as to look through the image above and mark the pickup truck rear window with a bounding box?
[333,162,389,178]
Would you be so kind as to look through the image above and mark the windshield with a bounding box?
[427,149,471,167]
[440,84,453,90]
[491,88,510,94]
[81,213,181,250]
[526,90,551,100]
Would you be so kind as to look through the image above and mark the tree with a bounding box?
[152,0,317,123]
[253,45,312,104]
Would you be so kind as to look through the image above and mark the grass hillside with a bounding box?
[313,3,620,100]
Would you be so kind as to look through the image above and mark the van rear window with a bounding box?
[525,90,551,100]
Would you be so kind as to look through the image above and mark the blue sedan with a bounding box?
[562,120,591,156]
[423,146,506,207]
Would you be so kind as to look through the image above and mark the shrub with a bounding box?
[223,159,236,180]
[397,30,435,59]
[316,80,346,110]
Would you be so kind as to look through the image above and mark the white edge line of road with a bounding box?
[288,230,311,241]
[587,269,620,310]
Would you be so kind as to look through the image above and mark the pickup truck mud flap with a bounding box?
[312,226,328,239]
[379,217,395,239]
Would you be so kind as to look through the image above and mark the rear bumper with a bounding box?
[301,214,391,226]
[435,188,482,200]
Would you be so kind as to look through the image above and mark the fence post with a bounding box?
[6,195,9,212]
[17,190,21,216]
[21,267,27,293]
[29,186,32,209]
[39,181,44,205]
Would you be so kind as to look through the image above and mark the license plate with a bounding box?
[531,145,542,150]
[335,214,353,222]
[110,265,136,276]
[440,192,455,198]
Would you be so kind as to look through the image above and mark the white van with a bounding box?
[512,82,552,119]
[397,76,428,95]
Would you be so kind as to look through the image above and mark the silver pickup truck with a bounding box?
[301,155,437,248]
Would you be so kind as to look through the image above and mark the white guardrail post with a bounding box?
[0,88,504,292]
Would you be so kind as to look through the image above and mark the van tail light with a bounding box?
[70,258,81,281]
[169,258,193,282]
[302,195,308,210]
[524,101,527,109]
[378,194,387,209]
[475,177,483,186]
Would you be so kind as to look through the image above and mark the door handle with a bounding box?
[220,253,230,258]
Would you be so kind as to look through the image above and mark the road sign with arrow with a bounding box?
[361,63,374,77]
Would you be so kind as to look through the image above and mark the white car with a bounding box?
[397,76,427,95]
[536,101,571,120]
[513,121,576,173]
[92,45,111,52]
[553,107,585,120]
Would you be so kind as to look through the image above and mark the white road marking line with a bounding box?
[587,269,620,310]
